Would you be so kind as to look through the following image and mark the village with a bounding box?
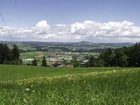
[21,51,96,67]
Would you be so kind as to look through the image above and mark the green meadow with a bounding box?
[0,65,140,105]
[20,51,48,59]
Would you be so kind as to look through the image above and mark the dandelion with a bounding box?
[83,80,86,83]
[25,88,30,91]
[32,90,35,93]
[31,84,34,87]
[113,69,116,72]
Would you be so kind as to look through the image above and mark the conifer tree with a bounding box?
[42,56,47,67]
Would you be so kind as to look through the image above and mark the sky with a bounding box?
[0,0,140,43]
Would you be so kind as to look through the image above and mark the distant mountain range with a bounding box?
[0,41,135,52]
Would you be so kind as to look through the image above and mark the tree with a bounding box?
[0,44,5,64]
[32,58,37,66]
[0,43,20,65]
[0,44,12,64]
[120,55,128,67]
[128,43,140,67]
[62,59,69,66]
[12,44,20,64]
[42,56,47,67]
[96,59,104,67]
[99,48,115,67]
[3,44,11,61]
[71,55,79,67]
[88,55,96,67]
[114,49,128,67]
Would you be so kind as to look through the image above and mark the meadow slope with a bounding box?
[0,65,140,105]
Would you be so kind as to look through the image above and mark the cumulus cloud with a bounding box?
[55,20,140,42]
[1,20,140,42]
[0,20,51,41]
[35,20,50,29]
[34,20,50,34]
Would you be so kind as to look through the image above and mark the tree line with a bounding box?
[82,43,140,67]
[0,43,47,66]
[0,43,20,64]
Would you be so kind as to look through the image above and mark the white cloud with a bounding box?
[1,20,140,42]
[35,20,50,33]
[35,20,50,29]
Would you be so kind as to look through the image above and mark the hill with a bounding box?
[0,41,134,52]
[0,65,139,105]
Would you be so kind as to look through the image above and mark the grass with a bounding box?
[20,51,47,59]
[0,65,140,105]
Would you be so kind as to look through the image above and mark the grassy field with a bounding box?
[20,51,48,59]
[0,65,140,105]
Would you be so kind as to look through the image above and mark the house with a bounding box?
[22,59,34,65]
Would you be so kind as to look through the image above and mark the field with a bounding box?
[20,51,47,59]
[0,65,140,105]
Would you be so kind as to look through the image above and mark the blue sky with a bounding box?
[0,0,139,27]
[0,0,140,42]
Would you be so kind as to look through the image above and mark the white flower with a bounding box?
[25,88,30,91]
